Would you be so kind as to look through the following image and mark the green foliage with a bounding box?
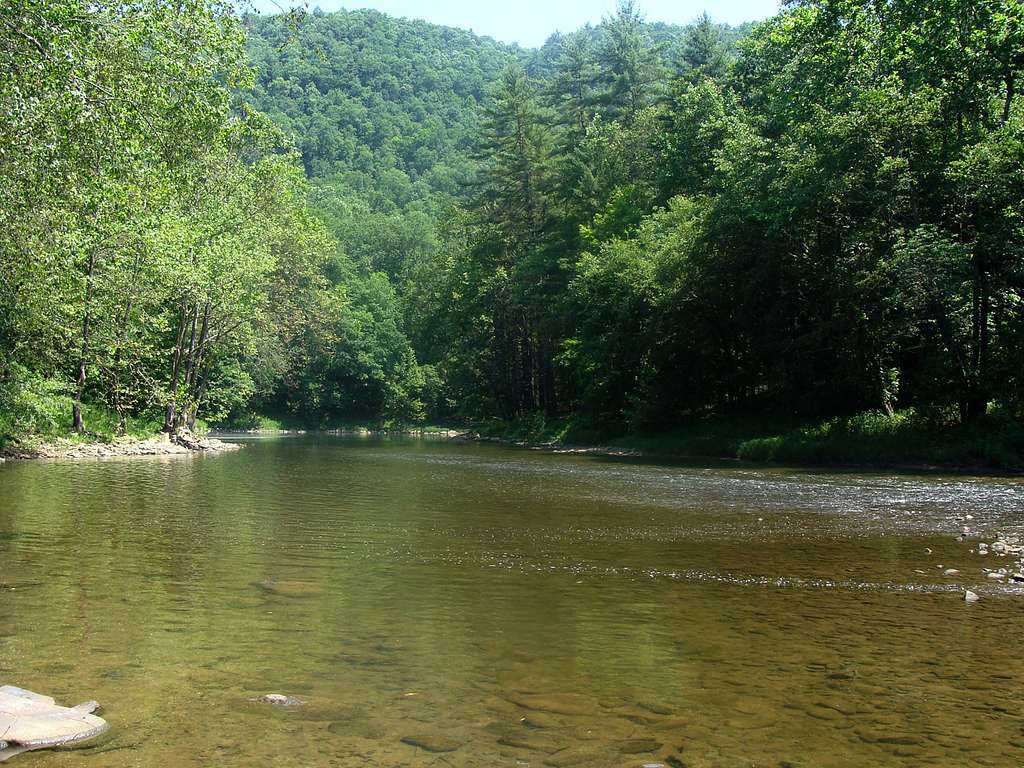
[244,8,512,188]
[428,0,1023,455]
[594,1,667,122]
[7,0,1021,468]
[734,410,1024,470]
[0,0,333,438]
[237,7,752,431]
[0,365,73,443]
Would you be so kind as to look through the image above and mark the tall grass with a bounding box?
[473,409,1024,471]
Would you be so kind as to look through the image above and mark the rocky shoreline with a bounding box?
[0,431,241,461]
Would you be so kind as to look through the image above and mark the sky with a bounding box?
[248,0,782,48]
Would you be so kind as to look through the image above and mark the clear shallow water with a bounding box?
[1,436,1023,767]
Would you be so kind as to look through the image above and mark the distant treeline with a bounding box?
[1,0,1021,443]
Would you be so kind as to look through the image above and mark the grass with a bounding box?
[0,396,163,450]
[469,409,1024,472]
[728,410,1024,470]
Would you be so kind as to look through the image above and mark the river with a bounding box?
[1,436,1022,767]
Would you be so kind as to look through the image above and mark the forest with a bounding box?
[2,0,1023,466]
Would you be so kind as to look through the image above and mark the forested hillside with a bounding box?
[239,5,754,426]
[2,0,1022,467]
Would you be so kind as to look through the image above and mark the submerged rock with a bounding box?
[0,686,109,762]
[256,580,321,599]
[635,700,674,716]
[497,731,562,753]
[543,746,612,766]
[508,693,596,717]
[400,734,463,753]
[519,711,564,729]
[616,738,662,754]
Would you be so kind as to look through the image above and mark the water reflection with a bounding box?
[0,437,1022,767]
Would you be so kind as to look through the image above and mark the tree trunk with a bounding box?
[164,302,190,433]
[1003,72,1015,125]
[965,268,991,423]
[72,249,98,433]
[176,301,211,431]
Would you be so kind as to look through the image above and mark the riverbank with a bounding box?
[469,410,1024,473]
[213,426,466,438]
[0,431,241,461]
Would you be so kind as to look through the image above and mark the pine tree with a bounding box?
[682,12,729,79]
[595,0,666,122]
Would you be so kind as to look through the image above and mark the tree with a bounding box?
[547,33,599,140]
[595,0,667,122]
[682,12,729,79]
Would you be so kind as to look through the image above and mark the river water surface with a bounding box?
[1,436,1023,767]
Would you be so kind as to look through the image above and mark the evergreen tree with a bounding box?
[595,0,667,122]
[682,12,729,79]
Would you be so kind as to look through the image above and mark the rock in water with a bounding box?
[0,686,108,762]
[256,580,321,599]
[400,734,462,753]
[964,590,980,603]
[616,738,662,754]
[507,693,597,717]
[251,693,304,707]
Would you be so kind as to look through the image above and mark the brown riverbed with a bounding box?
[0,435,1022,767]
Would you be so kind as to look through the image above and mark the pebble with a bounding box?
[943,568,960,576]
[987,572,1005,579]
[965,590,980,603]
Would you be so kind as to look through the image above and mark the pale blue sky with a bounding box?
[249,0,781,47]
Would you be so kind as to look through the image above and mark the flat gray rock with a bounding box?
[0,686,109,762]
